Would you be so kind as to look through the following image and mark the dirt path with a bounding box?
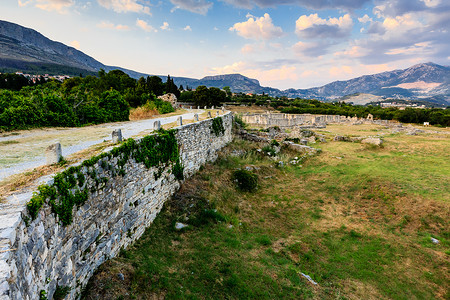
[0,110,202,183]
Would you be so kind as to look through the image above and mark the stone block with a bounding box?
[112,129,122,143]
[45,143,62,165]
[153,121,161,131]
[177,116,182,126]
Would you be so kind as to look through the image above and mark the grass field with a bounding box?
[83,124,449,299]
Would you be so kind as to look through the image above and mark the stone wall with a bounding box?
[241,113,393,127]
[0,112,233,300]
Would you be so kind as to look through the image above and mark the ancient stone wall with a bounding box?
[0,112,233,300]
[241,113,392,127]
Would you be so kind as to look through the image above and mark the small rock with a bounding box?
[175,222,188,230]
[118,273,125,281]
[227,224,233,229]
[431,237,439,244]
[361,137,383,146]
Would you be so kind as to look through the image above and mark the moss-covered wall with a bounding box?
[0,112,232,300]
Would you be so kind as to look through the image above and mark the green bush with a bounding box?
[234,114,246,128]
[231,169,258,192]
[53,285,70,300]
[212,117,225,136]
[157,101,175,114]
[262,145,276,156]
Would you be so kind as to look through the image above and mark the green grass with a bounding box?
[83,128,450,300]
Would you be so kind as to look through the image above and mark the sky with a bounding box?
[1,0,449,89]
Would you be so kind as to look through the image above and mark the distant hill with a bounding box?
[288,62,450,101]
[0,20,448,105]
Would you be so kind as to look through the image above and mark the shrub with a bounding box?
[270,139,279,147]
[212,117,225,136]
[234,114,246,128]
[261,145,276,156]
[231,169,258,192]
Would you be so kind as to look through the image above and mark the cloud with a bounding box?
[70,40,80,49]
[292,41,333,57]
[329,65,353,77]
[241,43,263,54]
[160,21,170,30]
[136,19,157,32]
[348,7,450,66]
[169,0,213,15]
[211,61,247,74]
[334,46,367,58]
[367,21,386,34]
[358,14,372,23]
[19,0,74,13]
[295,13,353,39]
[97,0,151,15]
[18,0,32,7]
[210,61,298,85]
[373,0,429,18]
[221,0,371,11]
[229,13,283,40]
[183,25,192,31]
[97,21,130,31]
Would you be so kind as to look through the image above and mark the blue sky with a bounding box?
[1,0,449,89]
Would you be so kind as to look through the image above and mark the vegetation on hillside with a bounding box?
[179,85,227,107]
[0,70,180,131]
[83,126,449,299]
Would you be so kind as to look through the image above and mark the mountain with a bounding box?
[284,62,450,101]
[0,20,448,105]
[172,74,280,95]
[175,63,449,105]
[0,20,105,75]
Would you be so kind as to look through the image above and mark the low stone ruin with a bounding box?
[157,93,178,108]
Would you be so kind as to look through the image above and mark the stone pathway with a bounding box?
[0,110,201,183]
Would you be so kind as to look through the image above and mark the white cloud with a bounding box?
[170,0,213,15]
[358,14,372,23]
[229,13,283,40]
[292,41,332,57]
[70,40,80,49]
[136,19,157,32]
[295,13,353,39]
[211,61,247,74]
[160,21,170,31]
[97,0,151,15]
[183,25,192,31]
[97,21,130,31]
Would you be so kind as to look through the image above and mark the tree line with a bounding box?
[274,98,449,127]
[0,70,180,131]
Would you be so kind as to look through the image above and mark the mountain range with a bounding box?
[0,20,449,105]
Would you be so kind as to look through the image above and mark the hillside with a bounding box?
[0,20,449,104]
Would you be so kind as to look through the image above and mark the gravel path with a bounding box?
[0,110,201,182]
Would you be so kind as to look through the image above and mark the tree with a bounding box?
[193,85,210,107]
[223,86,231,96]
[147,76,164,96]
[165,75,180,98]
[209,87,226,106]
